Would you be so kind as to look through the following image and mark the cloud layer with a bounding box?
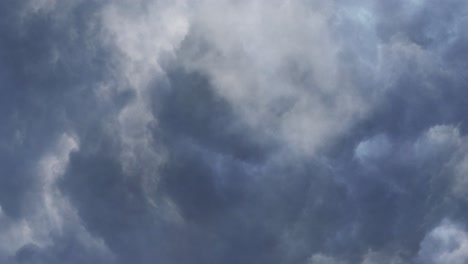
[1,0,468,263]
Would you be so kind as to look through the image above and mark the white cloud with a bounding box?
[35,134,79,238]
[355,134,392,164]
[413,125,461,160]
[411,125,468,197]
[101,0,190,175]
[176,0,373,155]
[102,0,189,88]
[0,216,34,258]
[307,253,346,264]
[0,133,114,260]
[417,220,468,264]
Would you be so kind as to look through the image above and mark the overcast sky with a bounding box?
[1,0,468,263]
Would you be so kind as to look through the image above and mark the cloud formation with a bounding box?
[1,0,468,263]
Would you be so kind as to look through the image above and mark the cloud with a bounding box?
[355,134,392,165]
[417,220,468,264]
[308,254,346,264]
[1,0,468,263]
[176,0,372,155]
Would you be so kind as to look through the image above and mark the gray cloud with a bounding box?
[1,0,468,263]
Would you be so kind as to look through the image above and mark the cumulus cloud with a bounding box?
[417,220,468,264]
[1,0,468,263]
[355,134,392,165]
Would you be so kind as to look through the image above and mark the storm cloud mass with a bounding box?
[1,0,468,263]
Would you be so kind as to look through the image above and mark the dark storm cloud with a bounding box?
[1,0,468,264]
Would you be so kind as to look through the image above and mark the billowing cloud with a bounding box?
[417,220,468,264]
[1,0,468,263]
